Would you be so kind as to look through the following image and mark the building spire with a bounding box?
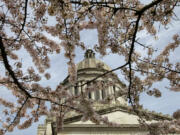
[84,49,95,59]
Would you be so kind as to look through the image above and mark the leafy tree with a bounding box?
[0,0,179,134]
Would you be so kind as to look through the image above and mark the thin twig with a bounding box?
[138,59,180,74]
[5,97,29,133]
[15,0,29,40]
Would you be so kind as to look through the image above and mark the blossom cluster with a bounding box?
[0,0,179,134]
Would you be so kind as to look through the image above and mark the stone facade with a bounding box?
[37,49,174,135]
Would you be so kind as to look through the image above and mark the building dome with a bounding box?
[61,49,127,104]
[76,49,111,71]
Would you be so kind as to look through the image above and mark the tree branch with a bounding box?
[127,0,166,105]
[5,97,29,133]
[15,0,28,40]
[79,62,129,87]
[31,96,82,113]
[135,40,158,52]
[127,14,142,104]
[70,0,137,12]
[135,0,164,15]
[0,36,32,98]
[138,59,180,74]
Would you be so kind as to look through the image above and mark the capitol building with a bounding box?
[37,49,172,135]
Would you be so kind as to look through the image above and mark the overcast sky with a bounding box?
[0,1,180,135]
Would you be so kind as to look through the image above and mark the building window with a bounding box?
[113,85,116,94]
[95,90,100,100]
[74,85,78,95]
[102,90,106,99]
[88,92,91,99]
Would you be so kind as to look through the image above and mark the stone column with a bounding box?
[45,122,53,135]
[78,82,81,95]
[91,91,95,100]
[71,86,74,95]
[110,86,114,95]
[99,89,102,100]
[37,125,46,135]
[81,81,86,93]
[108,86,111,95]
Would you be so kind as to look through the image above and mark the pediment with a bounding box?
[70,110,151,125]
[64,104,172,125]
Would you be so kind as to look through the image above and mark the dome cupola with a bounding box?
[84,49,95,59]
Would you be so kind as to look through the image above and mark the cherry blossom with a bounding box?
[0,0,179,134]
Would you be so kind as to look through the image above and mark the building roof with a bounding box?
[41,102,172,135]
[63,103,172,124]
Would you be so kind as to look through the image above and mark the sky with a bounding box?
[0,1,180,135]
